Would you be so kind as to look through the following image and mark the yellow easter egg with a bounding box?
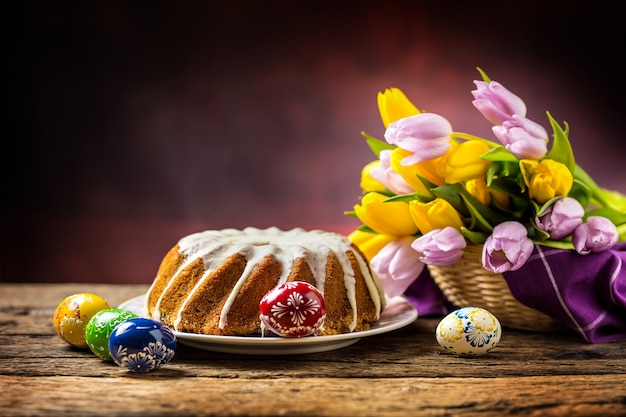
[53,293,111,348]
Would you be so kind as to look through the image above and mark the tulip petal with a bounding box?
[370,237,425,298]
[384,113,452,164]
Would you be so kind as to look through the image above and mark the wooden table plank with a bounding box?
[1,283,625,417]
[2,375,625,417]
[1,332,624,378]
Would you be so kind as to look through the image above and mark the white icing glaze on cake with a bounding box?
[145,226,384,333]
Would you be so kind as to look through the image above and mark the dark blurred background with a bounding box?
[3,1,625,284]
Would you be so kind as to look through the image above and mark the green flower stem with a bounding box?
[451,132,500,148]
[575,164,626,210]
[536,239,575,250]
[595,187,626,212]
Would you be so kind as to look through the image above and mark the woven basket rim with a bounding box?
[429,244,561,332]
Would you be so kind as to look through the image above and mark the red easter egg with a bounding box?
[259,281,326,337]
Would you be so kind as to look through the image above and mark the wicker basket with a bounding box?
[428,244,561,332]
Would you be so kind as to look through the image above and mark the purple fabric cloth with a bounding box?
[404,242,626,343]
[502,242,626,343]
[404,267,453,317]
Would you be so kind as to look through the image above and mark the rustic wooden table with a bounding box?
[1,283,625,417]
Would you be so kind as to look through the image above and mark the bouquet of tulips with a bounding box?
[346,68,626,302]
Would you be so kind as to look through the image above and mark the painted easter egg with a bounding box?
[85,308,138,360]
[436,307,502,356]
[108,317,177,372]
[53,293,111,348]
[259,281,326,337]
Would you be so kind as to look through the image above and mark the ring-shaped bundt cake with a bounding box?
[145,227,386,336]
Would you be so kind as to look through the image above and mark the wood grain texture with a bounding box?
[1,283,625,417]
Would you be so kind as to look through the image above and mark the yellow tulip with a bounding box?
[409,198,464,234]
[354,192,419,236]
[465,178,510,208]
[377,88,420,129]
[438,140,491,184]
[520,159,573,204]
[390,148,445,196]
[347,229,396,261]
[360,160,386,192]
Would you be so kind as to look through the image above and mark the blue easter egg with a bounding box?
[108,317,177,372]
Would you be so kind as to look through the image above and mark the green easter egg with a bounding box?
[85,308,138,360]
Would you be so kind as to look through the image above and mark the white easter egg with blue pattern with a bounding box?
[436,307,501,356]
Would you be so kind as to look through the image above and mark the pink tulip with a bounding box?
[370,150,414,195]
[572,216,619,255]
[384,113,452,165]
[492,114,549,160]
[370,237,425,298]
[482,221,534,273]
[535,197,585,240]
[411,227,467,266]
[472,80,527,125]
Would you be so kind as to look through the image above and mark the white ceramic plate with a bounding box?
[119,295,417,355]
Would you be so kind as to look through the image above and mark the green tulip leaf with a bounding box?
[567,180,591,208]
[492,196,529,220]
[362,131,394,157]
[366,189,396,198]
[431,183,470,216]
[528,221,551,242]
[357,224,378,234]
[384,193,430,203]
[476,67,491,82]
[595,189,626,213]
[432,183,512,229]
[461,226,488,244]
[416,174,438,191]
[571,164,614,208]
[481,146,520,163]
[584,206,626,225]
[545,113,575,172]
[460,193,495,233]
[535,197,561,217]
[489,177,524,197]
[536,239,575,250]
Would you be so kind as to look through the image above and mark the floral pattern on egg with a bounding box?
[53,293,111,348]
[108,318,177,372]
[259,281,326,337]
[85,308,138,360]
[436,307,501,356]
